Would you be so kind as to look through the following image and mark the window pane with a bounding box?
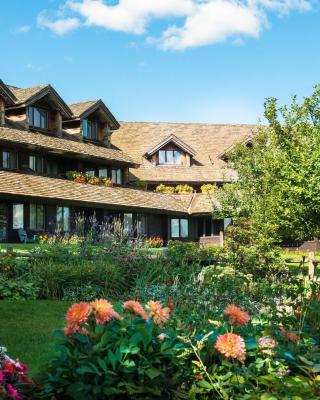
[2,151,9,169]
[180,219,189,238]
[37,205,44,230]
[36,156,43,174]
[13,204,24,229]
[56,206,63,230]
[40,109,48,129]
[123,213,133,234]
[166,151,174,164]
[29,155,36,171]
[117,169,122,184]
[30,204,36,229]
[112,169,117,183]
[34,108,41,127]
[99,168,108,177]
[171,219,179,238]
[82,119,88,137]
[136,214,147,235]
[174,150,181,164]
[159,150,166,164]
[86,170,95,177]
[28,107,33,125]
[63,207,70,231]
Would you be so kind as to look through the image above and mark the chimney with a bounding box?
[102,124,112,147]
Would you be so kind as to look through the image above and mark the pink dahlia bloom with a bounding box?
[224,304,250,326]
[91,299,122,324]
[146,300,170,327]
[123,300,148,321]
[215,333,246,362]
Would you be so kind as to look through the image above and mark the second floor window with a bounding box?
[2,151,17,169]
[82,119,98,140]
[112,168,122,184]
[28,106,48,129]
[29,155,43,174]
[159,150,181,165]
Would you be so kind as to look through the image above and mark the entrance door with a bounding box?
[0,204,8,242]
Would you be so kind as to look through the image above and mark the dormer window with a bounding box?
[28,106,48,129]
[82,119,98,140]
[159,149,182,165]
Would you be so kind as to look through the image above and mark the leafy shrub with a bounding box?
[144,236,164,248]
[0,276,37,300]
[155,184,175,194]
[0,254,29,278]
[42,299,190,399]
[132,181,148,191]
[30,258,131,300]
[65,171,112,187]
[200,183,216,193]
[175,184,193,194]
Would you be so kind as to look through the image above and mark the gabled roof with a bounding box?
[112,122,256,184]
[6,83,73,119]
[0,80,16,105]
[0,125,138,167]
[0,170,213,215]
[146,134,196,157]
[69,99,120,130]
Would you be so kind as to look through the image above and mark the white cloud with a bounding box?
[37,12,80,35]
[16,25,31,33]
[37,0,312,49]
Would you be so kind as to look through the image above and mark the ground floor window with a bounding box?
[171,218,188,239]
[0,204,7,241]
[123,213,133,234]
[13,204,24,229]
[30,204,45,230]
[29,155,43,174]
[136,214,147,235]
[56,206,70,232]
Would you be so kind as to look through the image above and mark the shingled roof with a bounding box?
[0,125,138,167]
[6,83,73,119]
[68,100,120,130]
[111,122,256,184]
[0,80,16,105]
[0,170,213,215]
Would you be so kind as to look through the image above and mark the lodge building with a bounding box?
[0,79,254,243]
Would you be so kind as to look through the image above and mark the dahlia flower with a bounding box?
[280,328,300,343]
[65,302,92,335]
[224,304,250,326]
[123,300,148,321]
[146,300,170,327]
[215,333,246,362]
[259,336,277,355]
[91,299,122,325]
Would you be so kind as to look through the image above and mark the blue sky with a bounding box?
[0,0,319,123]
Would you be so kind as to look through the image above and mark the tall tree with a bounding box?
[214,85,320,242]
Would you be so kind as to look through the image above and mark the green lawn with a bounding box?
[0,300,70,373]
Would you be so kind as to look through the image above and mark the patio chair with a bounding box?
[17,228,37,243]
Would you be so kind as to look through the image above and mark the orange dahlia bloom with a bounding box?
[146,300,170,327]
[91,299,122,325]
[280,328,300,343]
[65,302,92,335]
[215,333,246,362]
[224,304,250,326]
[123,300,148,321]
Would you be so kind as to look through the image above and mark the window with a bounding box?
[171,218,188,239]
[158,150,182,165]
[123,213,133,234]
[85,170,95,177]
[30,204,44,230]
[112,169,122,184]
[2,151,17,169]
[13,204,24,229]
[82,119,98,140]
[28,106,48,129]
[98,168,108,177]
[46,160,58,176]
[56,206,70,231]
[29,155,43,173]
[136,214,147,235]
